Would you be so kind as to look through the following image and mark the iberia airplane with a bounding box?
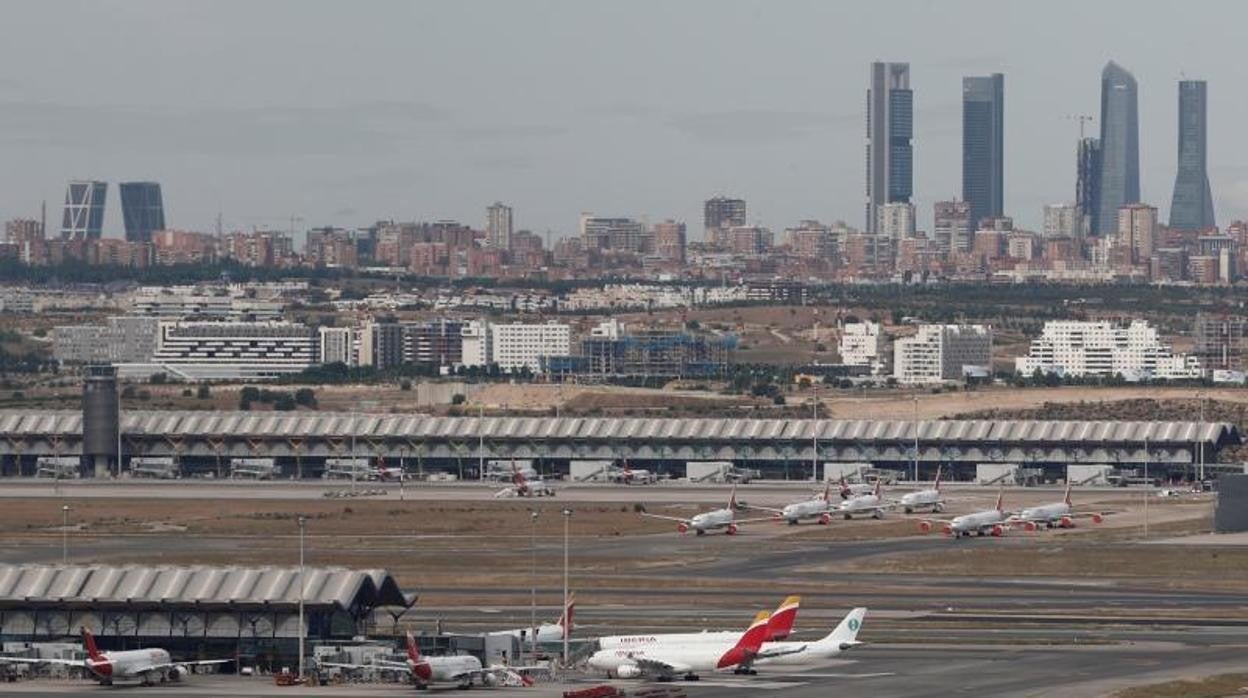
[0,628,229,686]
[639,485,774,535]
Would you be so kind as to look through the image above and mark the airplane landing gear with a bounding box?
[683,673,701,681]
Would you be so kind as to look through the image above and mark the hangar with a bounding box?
[0,564,413,669]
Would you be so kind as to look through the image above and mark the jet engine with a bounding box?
[615,664,642,679]
[917,521,932,533]
[676,523,689,534]
[1023,522,1037,532]
[1091,513,1104,524]
[1059,515,1074,528]
[726,523,738,535]
[168,665,189,681]
[990,524,1004,537]
[818,513,831,525]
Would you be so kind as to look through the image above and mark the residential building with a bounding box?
[865,62,913,233]
[1117,203,1157,266]
[1169,80,1216,231]
[933,200,972,254]
[487,202,513,250]
[52,317,161,365]
[704,196,746,241]
[1195,314,1248,371]
[877,202,916,241]
[118,182,166,243]
[5,218,45,263]
[491,322,572,372]
[727,225,772,255]
[128,321,318,381]
[580,215,647,253]
[151,230,217,265]
[893,324,993,384]
[403,319,464,369]
[318,326,356,366]
[61,180,107,240]
[1094,61,1140,235]
[838,321,886,374]
[548,320,732,379]
[1016,320,1201,380]
[1076,137,1102,235]
[786,220,835,260]
[460,320,491,368]
[1043,203,1082,239]
[305,227,358,268]
[962,73,1005,228]
[652,220,687,263]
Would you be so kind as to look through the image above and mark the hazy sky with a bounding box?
[3,0,1247,240]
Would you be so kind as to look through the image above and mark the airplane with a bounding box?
[837,477,875,498]
[499,594,575,646]
[731,607,867,672]
[838,480,888,519]
[749,483,839,525]
[374,464,405,482]
[920,490,1009,539]
[0,627,229,686]
[1009,483,1106,531]
[587,610,784,681]
[638,485,774,535]
[899,465,947,514]
[613,462,656,485]
[323,631,530,689]
[598,596,801,650]
[495,464,555,498]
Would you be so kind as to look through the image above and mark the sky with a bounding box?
[3,0,1247,241]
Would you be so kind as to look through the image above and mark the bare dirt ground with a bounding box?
[821,385,1248,421]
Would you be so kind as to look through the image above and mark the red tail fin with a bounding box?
[716,611,771,669]
[822,481,832,503]
[728,484,738,510]
[994,489,1004,512]
[405,632,433,681]
[1063,481,1072,506]
[557,593,575,638]
[405,631,422,663]
[765,596,801,641]
[933,465,942,491]
[873,479,882,498]
[80,627,104,661]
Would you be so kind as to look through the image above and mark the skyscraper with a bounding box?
[486,201,513,250]
[60,180,107,240]
[962,74,1004,229]
[1094,61,1140,235]
[1076,137,1102,235]
[865,62,913,233]
[118,182,166,243]
[703,196,746,239]
[1169,80,1215,231]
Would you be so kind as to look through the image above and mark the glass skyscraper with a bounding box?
[119,181,166,243]
[60,180,107,240]
[865,62,913,233]
[1168,80,1215,231]
[962,73,1004,229]
[1094,61,1139,235]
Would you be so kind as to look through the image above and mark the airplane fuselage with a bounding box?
[840,494,883,518]
[900,489,941,512]
[688,508,736,534]
[948,509,1007,537]
[87,649,173,682]
[780,499,833,524]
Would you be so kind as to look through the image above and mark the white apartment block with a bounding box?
[1043,203,1081,238]
[318,326,356,366]
[838,321,886,374]
[459,320,571,373]
[1016,320,1203,380]
[120,321,318,381]
[893,324,993,384]
[876,202,916,241]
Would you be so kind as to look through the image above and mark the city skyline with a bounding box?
[2,1,1247,238]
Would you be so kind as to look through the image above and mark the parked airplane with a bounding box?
[500,594,575,646]
[0,628,229,686]
[751,484,838,525]
[323,632,532,689]
[639,486,773,535]
[613,462,657,485]
[920,491,1009,538]
[837,477,875,498]
[838,480,888,519]
[899,466,946,513]
[587,610,783,681]
[598,596,801,649]
[495,465,555,498]
[1010,483,1106,530]
[374,464,405,482]
[593,607,867,678]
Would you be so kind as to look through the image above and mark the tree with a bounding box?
[240,386,261,402]
[149,373,168,385]
[451,393,466,405]
[196,385,211,400]
[274,394,297,411]
[400,380,412,391]
[294,388,317,407]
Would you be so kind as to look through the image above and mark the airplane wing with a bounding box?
[731,516,785,525]
[319,660,410,672]
[632,655,692,678]
[638,512,691,524]
[755,644,807,660]
[743,504,785,514]
[139,659,233,673]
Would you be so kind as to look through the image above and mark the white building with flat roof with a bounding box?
[1016,320,1202,380]
[119,321,318,381]
[459,320,571,373]
[839,321,886,374]
[318,326,356,366]
[893,324,993,384]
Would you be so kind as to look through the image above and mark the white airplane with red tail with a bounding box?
[598,596,801,650]
[639,486,774,535]
[750,484,839,525]
[495,464,555,498]
[0,628,229,686]
[1010,483,1108,531]
[587,610,789,681]
[920,490,1010,539]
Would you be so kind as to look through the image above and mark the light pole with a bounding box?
[297,514,307,679]
[61,505,71,565]
[811,385,819,482]
[478,404,485,482]
[561,508,572,668]
[530,510,539,658]
[1198,393,1206,483]
[1142,439,1149,539]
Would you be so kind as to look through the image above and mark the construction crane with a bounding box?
[1066,114,1094,139]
